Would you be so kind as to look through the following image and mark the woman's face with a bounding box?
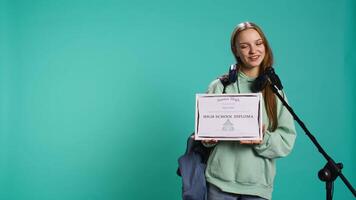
[236,29,266,69]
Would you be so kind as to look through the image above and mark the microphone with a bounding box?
[251,67,283,92]
[266,67,283,90]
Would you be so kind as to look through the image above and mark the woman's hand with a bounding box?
[240,124,266,145]
[239,140,262,144]
[201,139,218,146]
[191,135,218,145]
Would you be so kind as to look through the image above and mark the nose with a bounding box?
[249,46,256,54]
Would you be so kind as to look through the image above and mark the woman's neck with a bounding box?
[240,66,260,78]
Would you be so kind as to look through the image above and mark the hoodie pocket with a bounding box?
[207,144,264,184]
[233,154,263,184]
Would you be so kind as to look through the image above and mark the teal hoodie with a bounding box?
[205,71,296,200]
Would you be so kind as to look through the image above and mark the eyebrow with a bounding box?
[239,39,263,45]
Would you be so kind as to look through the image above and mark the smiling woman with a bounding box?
[202,22,297,200]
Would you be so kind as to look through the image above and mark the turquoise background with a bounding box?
[0,0,355,199]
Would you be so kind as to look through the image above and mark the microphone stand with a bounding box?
[268,83,356,200]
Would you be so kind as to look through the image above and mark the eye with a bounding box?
[256,40,264,46]
[240,44,248,49]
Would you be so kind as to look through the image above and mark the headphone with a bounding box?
[226,63,280,92]
[219,63,238,94]
[228,63,238,84]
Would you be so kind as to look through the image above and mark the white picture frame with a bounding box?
[194,93,263,141]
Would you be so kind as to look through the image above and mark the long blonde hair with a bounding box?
[231,22,278,131]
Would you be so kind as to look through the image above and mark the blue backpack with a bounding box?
[177,135,211,200]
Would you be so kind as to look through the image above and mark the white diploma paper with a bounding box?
[195,93,262,141]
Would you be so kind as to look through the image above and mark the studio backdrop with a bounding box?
[0,0,355,199]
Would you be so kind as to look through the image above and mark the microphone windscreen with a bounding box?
[266,68,283,90]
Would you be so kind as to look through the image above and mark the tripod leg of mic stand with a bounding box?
[326,181,333,200]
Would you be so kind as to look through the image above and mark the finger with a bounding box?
[202,139,216,144]
[240,140,261,144]
[207,139,218,144]
[254,140,263,144]
[202,140,208,144]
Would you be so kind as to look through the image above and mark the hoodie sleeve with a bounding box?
[253,92,297,159]
[207,79,223,94]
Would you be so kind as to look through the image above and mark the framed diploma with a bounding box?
[195,93,263,141]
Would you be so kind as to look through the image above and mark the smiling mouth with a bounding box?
[249,55,260,61]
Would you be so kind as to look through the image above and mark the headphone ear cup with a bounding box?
[228,64,238,83]
[251,74,268,93]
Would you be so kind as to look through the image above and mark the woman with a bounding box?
[202,22,296,200]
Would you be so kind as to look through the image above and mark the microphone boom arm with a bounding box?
[269,83,356,200]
